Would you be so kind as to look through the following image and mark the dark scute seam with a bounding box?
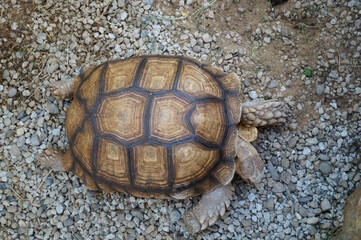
[131,57,147,87]
[127,148,135,187]
[172,58,183,89]
[167,147,174,189]
[144,94,153,139]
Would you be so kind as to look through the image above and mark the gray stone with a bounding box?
[264,37,271,43]
[299,196,313,203]
[170,210,181,222]
[120,12,128,21]
[320,162,332,174]
[63,218,74,227]
[56,203,64,214]
[319,154,330,161]
[8,88,17,98]
[316,84,325,96]
[268,80,277,89]
[224,54,233,60]
[30,134,40,146]
[321,198,331,212]
[47,103,59,114]
[249,91,258,100]
[11,22,18,31]
[303,147,311,155]
[202,33,212,43]
[125,49,134,58]
[47,59,59,74]
[37,33,47,44]
[272,182,286,193]
[306,217,319,225]
[17,136,25,147]
[267,162,279,181]
[264,198,274,211]
[118,0,125,7]
[10,145,21,157]
[193,45,201,53]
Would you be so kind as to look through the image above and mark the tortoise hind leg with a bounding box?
[235,137,264,186]
[39,148,73,172]
[241,100,287,127]
[49,79,75,99]
[183,185,234,234]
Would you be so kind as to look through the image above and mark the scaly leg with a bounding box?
[241,100,287,127]
[183,185,234,234]
[38,148,65,171]
[49,78,74,99]
[235,137,264,186]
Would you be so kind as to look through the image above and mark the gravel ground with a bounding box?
[0,0,360,239]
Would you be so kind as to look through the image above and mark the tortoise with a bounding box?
[42,55,287,233]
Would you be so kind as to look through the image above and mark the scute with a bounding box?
[177,61,222,99]
[78,66,102,110]
[96,91,148,143]
[172,142,219,188]
[104,58,141,93]
[133,144,168,188]
[65,98,85,139]
[191,101,226,145]
[139,58,179,91]
[97,138,129,184]
[66,55,242,198]
[72,120,94,173]
[149,93,193,143]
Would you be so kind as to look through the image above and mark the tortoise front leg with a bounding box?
[183,185,234,234]
[241,100,287,127]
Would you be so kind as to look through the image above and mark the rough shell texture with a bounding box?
[62,55,241,199]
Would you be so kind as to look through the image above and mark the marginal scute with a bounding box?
[65,98,85,139]
[72,120,94,173]
[218,72,241,94]
[133,144,168,188]
[149,94,193,142]
[97,138,129,184]
[73,161,98,190]
[223,127,238,159]
[212,161,235,185]
[226,95,242,124]
[139,58,178,91]
[177,62,222,99]
[96,91,147,143]
[79,66,102,110]
[172,142,219,188]
[104,58,141,93]
[191,102,225,145]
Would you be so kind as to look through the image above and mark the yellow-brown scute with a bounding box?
[65,56,241,198]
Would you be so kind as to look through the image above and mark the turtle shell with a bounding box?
[63,55,242,199]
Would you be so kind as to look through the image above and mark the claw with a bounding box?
[200,219,209,230]
[220,204,226,216]
[208,214,218,226]
[225,200,231,208]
